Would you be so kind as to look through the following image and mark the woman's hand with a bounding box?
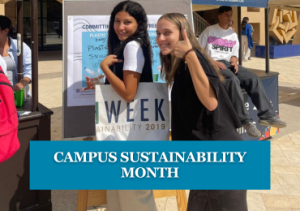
[100,55,122,69]
[81,75,105,91]
[13,82,24,91]
[13,78,30,91]
[174,30,193,59]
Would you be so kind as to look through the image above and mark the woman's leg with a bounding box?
[244,38,249,61]
[241,36,245,59]
[246,47,251,60]
[242,36,248,61]
[187,190,211,211]
[187,131,247,211]
[208,190,248,211]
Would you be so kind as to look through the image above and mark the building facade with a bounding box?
[2,2,298,51]
[3,0,62,51]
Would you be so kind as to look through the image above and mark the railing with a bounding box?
[193,12,210,37]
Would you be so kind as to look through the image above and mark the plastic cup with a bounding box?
[14,89,24,107]
[153,73,159,82]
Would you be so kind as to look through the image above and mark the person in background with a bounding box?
[243,17,254,60]
[198,6,287,138]
[0,15,32,97]
[241,17,253,61]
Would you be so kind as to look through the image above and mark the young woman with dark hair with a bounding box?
[100,0,153,102]
[99,1,157,211]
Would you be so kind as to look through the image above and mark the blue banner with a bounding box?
[30,141,270,190]
[192,0,269,8]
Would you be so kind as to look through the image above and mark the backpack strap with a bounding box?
[0,82,13,89]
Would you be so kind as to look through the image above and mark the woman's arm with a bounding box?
[100,58,141,103]
[13,43,31,91]
[100,41,145,102]
[174,30,217,111]
[22,43,32,82]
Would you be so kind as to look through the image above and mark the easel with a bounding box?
[77,132,187,211]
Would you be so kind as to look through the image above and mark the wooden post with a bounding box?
[238,7,242,66]
[31,0,38,111]
[176,190,188,211]
[16,0,23,82]
[265,7,270,74]
[77,190,89,211]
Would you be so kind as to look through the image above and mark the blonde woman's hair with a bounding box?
[158,13,224,87]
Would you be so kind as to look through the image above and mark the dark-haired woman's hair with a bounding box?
[0,15,17,39]
[243,17,249,21]
[107,0,152,64]
[242,19,248,31]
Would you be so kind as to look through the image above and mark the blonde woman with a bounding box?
[156,13,247,211]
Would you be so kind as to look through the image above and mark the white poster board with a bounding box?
[95,83,169,141]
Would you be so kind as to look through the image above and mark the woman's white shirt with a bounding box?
[123,41,145,74]
[0,56,7,75]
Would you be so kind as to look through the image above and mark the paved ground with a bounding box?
[37,51,300,211]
